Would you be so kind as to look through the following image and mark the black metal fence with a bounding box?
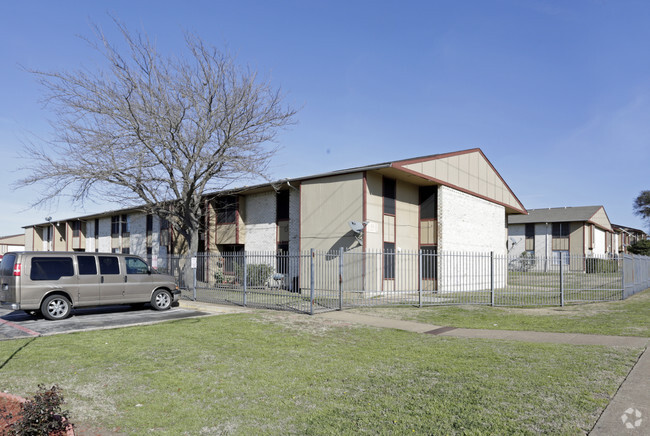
[155,250,649,315]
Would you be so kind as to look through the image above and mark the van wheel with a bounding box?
[41,295,72,320]
[151,289,172,311]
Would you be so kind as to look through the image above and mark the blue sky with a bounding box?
[1,0,649,236]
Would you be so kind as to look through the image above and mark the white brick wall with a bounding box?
[97,217,112,252]
[438,186,507,291]
[129,213,147,257]
[438,186,506,254]
[85,220,95,252]
[244,191,277,252]
[507,224,525,256]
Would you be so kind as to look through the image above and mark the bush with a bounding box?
[4,385,73,436]
[246,264,275,287]
[628,240,650,256]
[586,258,618,274]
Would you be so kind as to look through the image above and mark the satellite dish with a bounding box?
[45,216,52,222]
[349,221,369,243]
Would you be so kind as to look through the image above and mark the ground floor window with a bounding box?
[552,250,570,265]
[219,244,244,273]
[383,242,395,279]
[421,246,437,279]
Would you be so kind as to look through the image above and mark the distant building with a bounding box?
[507,206,616,269]
[612,224,648,253]
[0,234,25,255]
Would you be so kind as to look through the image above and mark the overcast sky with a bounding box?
[1,0,649,236]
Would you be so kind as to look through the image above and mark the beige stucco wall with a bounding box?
[590,207,613,232]
[300,172,364,252]
[364,172,383,251]
[395,180,420,251]
[401,150,522,213]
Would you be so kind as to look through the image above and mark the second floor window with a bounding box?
[216,196,237,224]
[552,222,570,238]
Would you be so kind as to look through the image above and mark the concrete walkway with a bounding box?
[316,311,649,435]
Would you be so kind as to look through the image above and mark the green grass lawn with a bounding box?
[0,312,643,435]
[351,288,650,337]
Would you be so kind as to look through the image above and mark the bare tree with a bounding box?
[17,19,296,259]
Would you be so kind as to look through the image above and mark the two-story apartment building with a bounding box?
[612,224,648,254]
[507,206,616,270]
[24,148,527,292]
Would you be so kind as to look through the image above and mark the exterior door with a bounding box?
[98,256,124,304]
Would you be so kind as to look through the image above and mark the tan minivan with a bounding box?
[0,252,180,320]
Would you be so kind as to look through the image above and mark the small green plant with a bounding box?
[214,269,225,284]
[5,385,73,436]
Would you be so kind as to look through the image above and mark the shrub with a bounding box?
[4,385,73,436]
[586,258,618,274]
[628,240,650,256]
[233,263,274,287]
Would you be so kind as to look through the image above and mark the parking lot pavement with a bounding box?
[0,305,211,340]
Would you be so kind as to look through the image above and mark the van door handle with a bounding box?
[101,276,104,283]
[124,276,128,283]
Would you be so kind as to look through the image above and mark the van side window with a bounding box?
[98,256,120,275]
[125,257,149,275]
[30,257,74,281]
[78,256,98,275]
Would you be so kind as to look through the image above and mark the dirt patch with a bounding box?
[250,310,356,335]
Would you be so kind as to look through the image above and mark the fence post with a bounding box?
[560,252,564,307]
[339,247,344,310]
[243,252,248,307]
[490,251,494,307]
[418,249,423,308]
[310,249,315,315]
[192,254,197,301]
[621,255,626,300]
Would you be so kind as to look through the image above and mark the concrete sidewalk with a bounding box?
[317,311,649,435]
[318,311,649,347]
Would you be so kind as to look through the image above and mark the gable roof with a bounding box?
[508,206,613,232]
[294,148,527,214]
[25,148,526,228]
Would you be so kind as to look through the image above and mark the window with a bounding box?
[277,190,290,221]
[121,214,130,235]
[216,196,237,223]
[71,221,81,238]
[0,254,17,277]
[98,256,120,275]
[383,178,396,215]
[94,219,99,238]
[126,257,149,274]
[525,223,535,251]
[422,246,437,280]
[552,222,570,238]
[77,256,97,275]
[111,216,120,235]
[30,257,74,281]
[276,243,289,274]
[146,214,153,236]
[383,242,395,279]
[220,245,244,273]
[419,186,437,220]
[552,250,570,265]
